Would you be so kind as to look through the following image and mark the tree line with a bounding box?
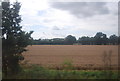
[32,32,120,45]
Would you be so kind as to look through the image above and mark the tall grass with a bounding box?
[3,64,118,79]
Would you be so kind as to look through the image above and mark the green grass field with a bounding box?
[4,64,118,79]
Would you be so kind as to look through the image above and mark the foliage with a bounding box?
[65,35,77,45]
[109,34,118,45]
[94,32,108,45]
[78,36,92,45]
[3,64,118,79]
[32,32,119,45]
[62,60,74,70]
[2,1,33,76]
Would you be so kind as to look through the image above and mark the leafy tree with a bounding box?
[78,36,91,45]
[65,35,76,45]
[89,37,95,45]
[51,38,65,45]
[2,1,33,76]
[94,32,108,45]
[118,36,120,45]
[109,34,118,45]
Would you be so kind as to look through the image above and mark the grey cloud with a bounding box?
[52,26,60,30]
[50,2,109,18]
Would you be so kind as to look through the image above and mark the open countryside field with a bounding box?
[22,45,118,70]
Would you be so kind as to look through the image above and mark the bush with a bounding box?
[62,60,74,70]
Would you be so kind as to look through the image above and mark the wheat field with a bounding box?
[22,45,118,70]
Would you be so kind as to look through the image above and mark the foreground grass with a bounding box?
[4,65,118,79]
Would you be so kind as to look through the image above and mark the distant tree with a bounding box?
[78,36,91,45]
[109,34,118,45]
[2,1,33,76]
[118,36,120,44]
[32,33,119,45]
[65,35,76,45]
[89,37,95,45]
[51,38,65,45]
[94,32,108,45]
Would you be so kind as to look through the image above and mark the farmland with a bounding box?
[22,45,118,70]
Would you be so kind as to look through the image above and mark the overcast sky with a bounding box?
[10,0,118,39]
